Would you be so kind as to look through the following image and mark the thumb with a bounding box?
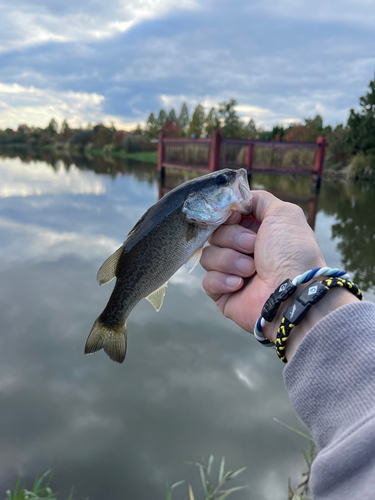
[250,190,284,223]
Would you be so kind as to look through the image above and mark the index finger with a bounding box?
[224,211,242,225]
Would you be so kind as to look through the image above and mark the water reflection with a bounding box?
[0,151,374,500]
[330,183,375,291]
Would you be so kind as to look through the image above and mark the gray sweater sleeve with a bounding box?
[284,301,375,499]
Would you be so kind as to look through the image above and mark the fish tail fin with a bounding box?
[85,317,127,364]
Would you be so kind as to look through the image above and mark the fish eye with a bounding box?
[216,174,228,185]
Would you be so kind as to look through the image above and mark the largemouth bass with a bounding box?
[85,168,252,363]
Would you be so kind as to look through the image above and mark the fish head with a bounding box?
[182,168,253,225]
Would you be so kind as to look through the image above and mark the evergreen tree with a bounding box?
[347,80,375,155]
[145,112,159,138]
[157,109,167,130]
[271,125,285,141]
[167,108,178,123]
[178,103,190,136]
[60,119,71,140]
[218,99,243,138]
[205,107,220,137]
[187,104,205,138]
[47,118,58,136]
[245,119,257,138]
[60,119,70,135]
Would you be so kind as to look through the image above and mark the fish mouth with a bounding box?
[232,169,252,215]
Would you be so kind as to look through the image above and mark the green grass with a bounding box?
[6,470,72,500]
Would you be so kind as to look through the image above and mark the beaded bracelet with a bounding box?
[254,267,350,347]
[275,276,363,363]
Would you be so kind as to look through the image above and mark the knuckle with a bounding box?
[286,202,305,218]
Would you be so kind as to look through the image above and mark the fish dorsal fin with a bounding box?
[145,282,168,311]
[185,246,203,274]
[97,245,124,286]
[127,206,153,238]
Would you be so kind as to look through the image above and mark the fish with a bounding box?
[85,168,253,363]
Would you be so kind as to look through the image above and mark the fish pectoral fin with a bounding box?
[145,282,168,312]
[185,246,203,274]
[97,245,124,286]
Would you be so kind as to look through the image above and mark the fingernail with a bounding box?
[239,232,255,251]
[236,257,252,274]
[226,276,242,288]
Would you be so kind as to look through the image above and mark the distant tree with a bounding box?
[304,114,324,142]
[68,129,94,151]
[145,112,159,138]
[163,119,182,138]
[92,124,115,148]
[218,99,243,138]
[47,118,58,136]
[187,104,205,138]
[283,115,323,143]
[60,119,70,134]
[60,119,72,141]
[113,130,129,149]
[167,108,178,123]
[283,124,307,142]
[270,125,285,141]
[244,118,257,138]
[17,124,30,135]
[133,124,144,135]
[178,103,190,136]
[347,80,375,155]
[157,109,167,130]
[205,107,220,137]
[325,124,350,168]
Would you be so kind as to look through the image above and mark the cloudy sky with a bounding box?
[0,0,374,131]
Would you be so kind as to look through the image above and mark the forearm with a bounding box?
[283,301,375,498]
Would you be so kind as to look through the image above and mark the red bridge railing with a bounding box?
[158,131,326,185]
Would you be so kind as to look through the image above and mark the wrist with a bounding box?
[284,287,359,361]
[266,286,359,361]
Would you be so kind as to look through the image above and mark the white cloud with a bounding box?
[0,157,106,198]
[0,82,139,129]
[158,93,306,127]
[0,215,120,272]
[0,0,200,53]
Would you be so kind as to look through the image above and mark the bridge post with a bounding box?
[209,130,222,172]
[313,136,327,188]
[158,131,166,180]
[245,138,254,172]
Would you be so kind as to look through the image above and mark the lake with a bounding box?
[0,151,374,499]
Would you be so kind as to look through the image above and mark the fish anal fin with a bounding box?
[145,282,168,311]
[97,245,124,286]
[185,246,203,274]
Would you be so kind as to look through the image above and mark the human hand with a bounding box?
[201,190,327,347]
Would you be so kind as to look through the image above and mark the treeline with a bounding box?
[0,81,374,177]
[0,119,154,156]
[144,99,326,141]
[144,84,375,175]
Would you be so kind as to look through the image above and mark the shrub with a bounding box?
[350,153,375,180]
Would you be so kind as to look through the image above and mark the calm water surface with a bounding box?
[0,153,374,499]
